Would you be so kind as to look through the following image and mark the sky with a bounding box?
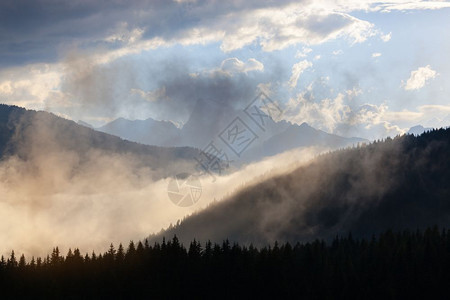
[1,0,450,140]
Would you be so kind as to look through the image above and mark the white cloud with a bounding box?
[383,104,450,128]
[0,81,13,95]
[419,104,450,114]
[403,65,437,91]
[346,87,362,99]
[381,32,392,42]
[284,91,350,133]
[180,4,379,52]
[376,1,450,12]
[104,22,145,45]
[3,1,413,73]
[0,63,63,110]
[131,86,169,102]
[4,0,450,70]
[283,83,407,139]
[295,47,313,58]
[220,58,264,74]
[288,60,313,88]
[128,1,447,54]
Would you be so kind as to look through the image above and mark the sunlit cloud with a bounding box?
[220,58,264,74]
[403,65,437,91]
[288,60,313,88]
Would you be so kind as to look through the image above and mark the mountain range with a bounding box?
[97,98,367,164]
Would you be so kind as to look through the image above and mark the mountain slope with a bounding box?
[150,128,450,245]
[0,104,200,179]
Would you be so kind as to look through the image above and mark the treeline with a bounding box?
[321,126,450,158]
[1,227,450,299]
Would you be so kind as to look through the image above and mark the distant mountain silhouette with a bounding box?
[150,128,450,245]
[98,98,366,163]
[408,125,433,136]
[0,104,202,179]
[77,120,94,128]
[241,122,366,162]
[97,117,181,147]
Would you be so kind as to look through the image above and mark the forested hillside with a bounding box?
[152,127,450,245]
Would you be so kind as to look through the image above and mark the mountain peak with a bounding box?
[408,125,432,136]
[77,120,93,128]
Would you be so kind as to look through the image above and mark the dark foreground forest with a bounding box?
[1,227,450,299]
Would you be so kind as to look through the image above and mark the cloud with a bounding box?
[233,8,377,51]
[130,87,169,102]
[0,81,13,95]
[295,47,313,58]
[104,22,145,45]
[403,65,437,91]
[0,0,388,67]
[283,83,406,139]
[381,104,450,128]
[376,1,450,12]
[283,88,450,139]
[288,60,313,88]
[0,46,278,128]
[346,87,362,99]
[1,0,448,136]
[285,90,349,133]
[381,32,392,42]
[220,58,264,74]
[2,0,449,68]
[419,104,450,114]
[0,63,63,110]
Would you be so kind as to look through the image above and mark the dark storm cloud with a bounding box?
[0,0,124,66]
[59,52,276,124]
[0,0,298,67]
